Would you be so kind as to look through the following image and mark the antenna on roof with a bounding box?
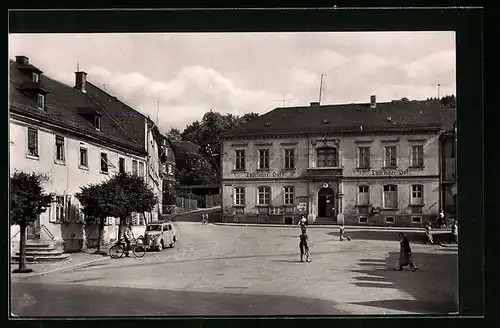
[276,97,295,107]
[431,82,445,99]
[318,73,325,104]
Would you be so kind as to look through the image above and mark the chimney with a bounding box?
[15,56,29,65]
[74,71,87,93]
[310,101,320,107]
[370,95,376,109]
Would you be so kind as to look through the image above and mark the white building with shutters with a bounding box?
[10,55,165,252]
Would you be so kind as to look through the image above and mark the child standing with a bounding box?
[339,225,351,241]
[425,221,434,244]
[299,231,311,263]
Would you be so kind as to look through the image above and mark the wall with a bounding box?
[10,118,147,249]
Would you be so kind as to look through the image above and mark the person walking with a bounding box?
[339,224,351,241]
[451,220,458,244]
[425,221,434,244]
[124,223,134,257]
[438,210,447,229]
[298,215,308,233]
[299,230,311,263]
[395,232,418,271]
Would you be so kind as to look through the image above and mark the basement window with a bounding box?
[359,216,368,224]
[412,216,422,224]
[385,216,395,224]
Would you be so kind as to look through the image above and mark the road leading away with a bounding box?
[11,222,458,317]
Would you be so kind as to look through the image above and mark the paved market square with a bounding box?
[11,222,458,316]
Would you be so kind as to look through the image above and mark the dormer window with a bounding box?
[94,116,101,130]
[37,94,45,109]
[32,73,39,83]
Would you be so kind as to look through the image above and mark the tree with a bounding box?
[106,172,158,240]
[175,150,218,186]
[10,172,51,273]
[75,182,117,254]
[166,128,182,142]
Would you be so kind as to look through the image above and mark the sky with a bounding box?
[9,32,456,133]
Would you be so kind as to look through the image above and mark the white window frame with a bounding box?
[258,149,270,170]
[79,144,88,169]
[32,72,39,83]
[384,145,397,168]
[283,186,295,205]
[118,157,126,173]
[411,184,424,205]
[357,185,370,206]
[234,187,245,206]
[26,127,39,158]
[284,148,295,169]
[385,216,395,224]
[37,94,45,109]
[55,135,65,163]
[383,184,398,209]
[94,116,101,130]
[235,149,246,170]
[100,152,109,174]
[358,146,370,169]
[411,145,424,168]
[412,216,422,224]
[132,159,138,175]
[257,186,271,205]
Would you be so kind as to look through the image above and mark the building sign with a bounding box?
[370,169,410,176]
[246,170,287,178]
[296,203,307,214]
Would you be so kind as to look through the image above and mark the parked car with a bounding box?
[144,221,178,251]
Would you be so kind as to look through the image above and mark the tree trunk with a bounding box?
[117,217,124,242]
[97,217,105,253]
[14,222,32,273]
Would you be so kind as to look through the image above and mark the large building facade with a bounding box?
[221,98,449,227]
[9,55,171,251]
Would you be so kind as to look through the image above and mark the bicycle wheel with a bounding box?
[109,244,124,259]
[133,244,146,258]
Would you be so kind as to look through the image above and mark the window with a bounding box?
[257,186,271,205]
[383,185,398,208]
[132,160,138,175]
[284,149,295,169]
[235,149,245,170]
[359,217,368,224]
[119,157,125,173]
[139,162,145,177]
[100,153,108,173]
[412,216,422,224]
[55,196,65,223]
[37,94,45,109]
[94,116,101,130]
[384,146,397,167]
[32,73,39,83]
[284,186,295,205]
[385,216,395,224]
[167,164,173,175]
[55,135,65,162]
[27,127,38,157]
[234,187,245,206]
[358,147,370,168]
[411,184,423,205]
[79,146,88,167]
[316,147,338,167]
[357,185,370,205]
[258,149,269,169]
[411,145,424,167]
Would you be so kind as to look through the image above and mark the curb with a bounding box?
[11,256,109,278]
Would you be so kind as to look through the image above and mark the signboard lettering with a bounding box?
[370,169,410,176]
[246,171,285,178]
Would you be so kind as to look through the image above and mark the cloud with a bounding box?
[404,50,456,80]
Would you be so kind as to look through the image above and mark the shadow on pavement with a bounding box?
[327,230,455,244]
[11,282,348,317]
[350,251,458,314]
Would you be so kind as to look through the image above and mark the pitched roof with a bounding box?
[440,108,456,132]
[173,141,200,154]
[221,100,445,138]
[9,59,146,155]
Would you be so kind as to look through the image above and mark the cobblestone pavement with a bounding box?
[11,222,458,316]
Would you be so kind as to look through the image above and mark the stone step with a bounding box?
[26,243,53,249]
[16,249,63,256]
[11,254,70,263]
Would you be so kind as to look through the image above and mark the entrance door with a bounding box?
[27,215,41,240]
[318,188,336,217]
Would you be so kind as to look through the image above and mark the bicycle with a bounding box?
[109,239,146,259]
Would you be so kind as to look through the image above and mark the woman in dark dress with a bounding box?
[396,232,418,271]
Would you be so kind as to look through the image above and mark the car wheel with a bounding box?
[157,240,164,251]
